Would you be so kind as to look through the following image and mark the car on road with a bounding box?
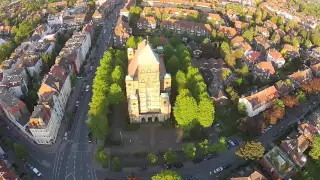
[32,168,42,177]
[63,132,68,140]
[192,157,203,164]
[88,131,92,143]
[213,164,231,174]
[68,124,72,131]
[162,163,172,170]
[76,101,79,107]
[263,125,273,133]
[173,162,184,168]
[26,162,33,169]
[77,76,82,79]
[204,153,213,160]
[85,85,90,92]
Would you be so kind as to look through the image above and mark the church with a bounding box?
[125,39,171,123]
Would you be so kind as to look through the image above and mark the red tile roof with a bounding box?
[256,61,275,74]
[268,48,284,61]
[207,13,221,21]
[246,51,261,62]
[245,86,279,109]
[219,26,237,38]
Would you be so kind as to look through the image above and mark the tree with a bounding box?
[0,41,15,62]
[198,139,209,154]
[209,137,228,153]
[224,54,236,67]
[169,34,181,47]
[211,29,217,39]
[282,95,299,108]
[175,70,187,90]
[183,143,196,160]
[95,146,109,168]
[112,156,121,171]
[309,136,320,160]
[111,66,123,86]
[109,84,124,105]
[242,30,254,42]
[147,153,158,165]
[151,37,162,47]
[167,55,181,75]
[236,65,248,76]
[238,102,247,116]
[297,90,307,104]
[274,99,285,109]
[235,141,265,160]
[14,143,28,160]
[163,44,175,63]
[164,149,177,164]
[126,36,137,49]
[311,33,320,46]
[301,79,320,94]
[226,86,239,103]
[152,170,182,180]
[197,97,214,128]
[220,42,230,55]
[263,104,285,125]
[174,91,198,127]
[221,68,231,80]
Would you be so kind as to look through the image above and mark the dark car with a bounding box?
[162,163,172,169]
[68,124,72,131]
[222,164,231,169]
[173,163,184,168]
[192,157,203,164]
[88,131,92,143]
[204,153,213,160]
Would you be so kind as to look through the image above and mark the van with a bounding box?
[33,168,42,177]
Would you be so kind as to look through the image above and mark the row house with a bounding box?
[114,15,131,48]
[47,1,68,9]
[63,14,87,29]
[65,32,91,68]
[281,44,300,58]
[30,65,71,144]
[288,68,313,89]
[56,49,77,74]
[279,134,309,168]
[239,85,279,117]
[253,35,270,55]
[218,26,237,39]
[142,7,198,20]
[137,16,157,32]
[21,54,43,77]
[32,24,53,39]
[267,48,285,68]
[160,19,212,37]
[0,87,30,133]
[1,66,28,98]
[120,0,136,18]
[234,20,249,33]
[255,26,270,38]
[253,61,276,81]
[274,79,294,97]
[0,26,13,37]
[207,13,221,25]
[47,12,64,26]
[311,63,320,78]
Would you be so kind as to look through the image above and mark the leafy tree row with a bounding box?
[87,49,127,140]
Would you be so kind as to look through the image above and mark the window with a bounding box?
[164,101,167,104]
[133,103,136,105]
[166,82,169,84]
[128,83,131,86]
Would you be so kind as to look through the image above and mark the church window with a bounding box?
[128,83,131,86]
[164,101,166,104]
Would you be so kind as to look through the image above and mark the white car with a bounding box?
[213,167,223,174]
[85,85,90,92]
[33,168,42,177]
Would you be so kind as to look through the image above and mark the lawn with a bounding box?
[294,159,320,180]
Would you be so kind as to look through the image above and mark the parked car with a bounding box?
[192,157,203,164]
[26,162,33,169]
[88,131,92,143]
[33,168,42,177]
[68,124,72,131]
[76,101,79,107]
[173,163,184,168]
[85,85,90,92]
[213,166,223,174]
[77,76,82,79]
[204,153,213,160]
[162,163,172,169]
[63,132,68,140]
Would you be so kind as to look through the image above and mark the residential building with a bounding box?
[253,61,276,81]
[280,134,309,167]
[281,44,299,58]
[0,87,30,132]
[260,146,296,180]
[244,50,261,65]
[21,54,42,77]
[125,40,171,123]
[187,41,202,58]
[239,86,279,117]
[264,20,277,30]
[241,42,252,54]
[120,0,136,17]
[231,171,267,180]
[113,15,131,48]
[47,1,68,9]
[298,122,319,141]
[234,20,249,33]
[92,10,103,25]
[288,68,314,88]
[142,7,198,20]
[0,160,18,180]
[254,36,270,54]
[65,32,91,68]
[218,26,237,39]
[137,16,157,31]
[226,9,239,22]
[231,36,245,48]
[160,19,212,37]
[63,14,87,29]
[32,24,53,39]
[274,79,294,97]
[1,67,28,98]
[55,54,75,75]
[267,49,285,68]
[47,12,64,26]
[311,63,320,77]
[0,26,13,37]
[207,13,221,25]
[255,26,270,38]
[31,65,71,144]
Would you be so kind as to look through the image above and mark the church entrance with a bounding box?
[154,117,159,122]
[141,118,146,123]
[148,117,153,123]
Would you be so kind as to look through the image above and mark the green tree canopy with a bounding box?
[309,136,320,160]
[151,37,162,47]
[174,91,197,127]
[0,41,15,62]
[111,65,124,86]
[197,97,214,128]
[109,83,124,105]
[175,70,187,90]
[164,44,175,63]
[242,30,254,42]
[126,36,137,49]
[183,143,197,160]
[164,149,177,164]
[238,102,247,116]
[152,170,182,180]
[14,143,28,160]
[147,153,158,164]
[167,55,181,75]
[235,141,265,160]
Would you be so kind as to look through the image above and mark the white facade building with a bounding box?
[47,13,64,26]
